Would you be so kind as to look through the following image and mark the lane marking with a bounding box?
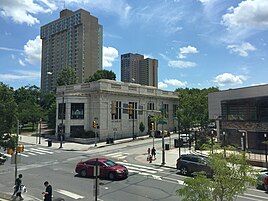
[243,193,268,200]
[30,148,53,154]
[18,153,29,157]
[117,156,127,160]
[117,161,164,172]
[105,152,123,157]
[152,175,162,180]
[55,189,84,200]
[26,152,36,156]
[37,147,51,151]
[124,165,157,174]
[238,195,265,201]
[25,149,45,155]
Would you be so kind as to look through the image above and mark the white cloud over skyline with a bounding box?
[227,42,256,57]
[23,35,42,65]
[168,60,197,68]
[103,46,119,68]
[213,72,247,86]
[0,70,40,81]
[179,45,199,59]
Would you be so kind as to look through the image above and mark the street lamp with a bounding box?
[264,133,267,169]
[211,130,214,154]
[151,122,155,148]
[241,132,246,151]
[223,131,226,158]
[59,90,64,149]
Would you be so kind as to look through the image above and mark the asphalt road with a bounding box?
[0,138,268,201]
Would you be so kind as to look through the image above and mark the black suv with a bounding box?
[176,154,212,177]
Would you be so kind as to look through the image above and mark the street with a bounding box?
[1,137,268,201]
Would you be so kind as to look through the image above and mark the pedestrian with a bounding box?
[147,148,151,161]
[12,174,24,200]
[151,147,156,160]
[42,181,52,201]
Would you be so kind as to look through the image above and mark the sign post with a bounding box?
[93,158,100,201]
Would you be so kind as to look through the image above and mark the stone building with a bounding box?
[208,84,268,150]
[56,79,179,140]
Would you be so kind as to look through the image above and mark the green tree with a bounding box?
[0,82,17,149]
[139,122,145,134]
[85,70,116,82]
[47,101,56,129]
[175,87,219,131]
[177,153,257,201]
[57,67,77,86]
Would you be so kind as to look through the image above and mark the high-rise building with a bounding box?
[121,53,158,87]
[139,58,158,87]
[40,9,103,92]
[121,53,144,84]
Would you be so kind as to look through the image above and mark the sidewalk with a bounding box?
[18,134,150,151]
[0,192,42,201]
[135,146,268,170]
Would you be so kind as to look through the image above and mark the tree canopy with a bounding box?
[175,87,219,132]
[57,67,77,86]
[177,153,257,201]
[0,82,17,148]
[85,69,116,82]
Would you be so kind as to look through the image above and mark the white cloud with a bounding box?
[168,60,197,68]
[179,45,198,59]
[65,0,131,21]
[19,59,26,66]
[0,0,57,25]
[0,47,22,52]
[158,82,168,89]
[164,79,187,88]
[23,36,42,65]
[213,73,247,86]
[227,42,256,57]
[0,70,40,81]
[222,0,268,30]
[103,46,119,68]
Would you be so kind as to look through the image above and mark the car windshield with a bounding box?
[104,160,116,167]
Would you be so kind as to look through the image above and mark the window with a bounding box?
[147,102,154,110]
[163,104,169,118]
[111,101,122,120]
[71,103,84,119]
[58,103,66,119]
[70,125,84,135]
[129,102,137,119]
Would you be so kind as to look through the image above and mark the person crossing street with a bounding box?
[12,174,24,200]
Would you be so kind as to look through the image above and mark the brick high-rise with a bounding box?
[40,9,103,92]
[121,53,158,87]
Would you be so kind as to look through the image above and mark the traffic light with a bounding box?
[111,101,116,114]
[16,145,24,153]
[128,104,133,115]
[7,148,14,155]
[93,120,97,128]
[151,122,154,131]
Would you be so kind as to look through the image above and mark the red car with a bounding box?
[75,158,128,180]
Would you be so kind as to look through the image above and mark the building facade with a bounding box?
[40,9,103,92]
[121,53,158,87]
[56,79,179,140]
[208,84,268,150]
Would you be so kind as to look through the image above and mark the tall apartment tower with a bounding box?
[121,53,158,87]
[139,58,158,87]
[121,53,144,83]
[40,9,103,92]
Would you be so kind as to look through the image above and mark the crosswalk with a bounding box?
[104,152,129,161]
[1,146,55,158]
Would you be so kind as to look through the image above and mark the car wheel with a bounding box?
[180,166,189,176]
[108,172,116,180]
[80,169,87,177]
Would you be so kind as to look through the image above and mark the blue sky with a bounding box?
[0,0,267,91]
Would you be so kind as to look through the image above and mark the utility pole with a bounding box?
[223,131,226,158]
[211,130,214,154]
[264,133,267,169]
[39,118,42,144]
[15,119,19,184]
[161,103,165,165]
[59,91,64,149]
[132,104,135,140]
[94,158,99,201]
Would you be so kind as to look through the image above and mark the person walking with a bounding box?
[12,174,24,200]
[42,181,52,201]
[151,147,156,160]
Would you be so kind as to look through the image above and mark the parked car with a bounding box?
[179,133,194,144]
[154,130,170,138]
[176,154,213,177]
[256,170,268,191]
[75,158,128,180]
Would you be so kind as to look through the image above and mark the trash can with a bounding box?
[106,138,110,144]
[110,138,114,144]
[47,139,52,147]
[174,139,179,148]
[165,144,170,150]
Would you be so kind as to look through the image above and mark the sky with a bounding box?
[0,0,267,91]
